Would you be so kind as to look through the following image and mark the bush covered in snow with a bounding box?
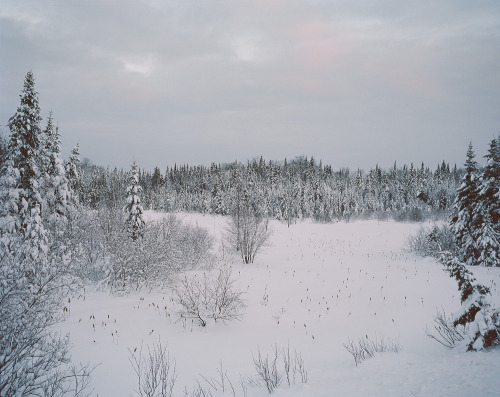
[73,209,214,291]
[407,224,456,258]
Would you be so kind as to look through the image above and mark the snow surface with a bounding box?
[57,213,500,396]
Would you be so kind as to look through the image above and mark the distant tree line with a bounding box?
[71,156,461,223]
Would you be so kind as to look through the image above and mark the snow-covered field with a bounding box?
[58,213,500,397]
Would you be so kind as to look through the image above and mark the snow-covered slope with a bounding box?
[58,213,500,396]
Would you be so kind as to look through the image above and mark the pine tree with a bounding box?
[0,71,47,262]
[451,143,480,266]
[125,161,145,241]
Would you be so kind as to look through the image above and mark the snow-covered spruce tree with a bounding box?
[65,142,81,205]
[473,135,500,267]
[480,135,500,228]
[474,212,499,267]
[439,252,500,350]
[450,143,480,266]
[42,112,72,227]
[0,70,48,263]
[0,72,92,396]
[125,161,145,241]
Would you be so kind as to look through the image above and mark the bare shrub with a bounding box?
[131,343,306,397]
[183,383,213,397]
[225,206,271,264]
[251,343,307,394]
[174,266,246,327]
[426,308,467,348]
[129,339,177,397]
[0,248,94,397]
[252,345,282,393]
[343,336,400,366]
[197,362,236,396]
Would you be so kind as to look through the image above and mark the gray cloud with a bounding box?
[1,0,499,171]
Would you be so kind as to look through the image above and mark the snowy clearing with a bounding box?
[58,213,500,397]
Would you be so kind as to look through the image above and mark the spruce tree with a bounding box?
[125,161,145,241]
[474,136,500,266]
[479,136,500,230]
[0,71,47,262]
[65,143,81,205]
[451,143,480,266]
[42,112,71,225]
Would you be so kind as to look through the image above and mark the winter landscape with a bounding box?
[58,212,500,397]
[1,2,500,397]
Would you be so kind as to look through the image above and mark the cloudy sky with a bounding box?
[1,0,499,171]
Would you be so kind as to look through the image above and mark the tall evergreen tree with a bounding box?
[65,143,81,203]
[0,71,47,261]
[42,112,71,226]
[474,136,500,266]
[125,161,145,241]
[451,143,480,266]
[479,135,500,231]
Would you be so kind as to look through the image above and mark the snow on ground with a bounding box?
[58,212,500,397]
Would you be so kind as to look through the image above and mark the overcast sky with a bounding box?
[1,0,499,171]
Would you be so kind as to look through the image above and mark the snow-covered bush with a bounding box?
[407,224,456,258]
[0,249,93,396]
[439,252,500,350]
[343,336,400,366]
[73,209,214,291]
[174,266,246,327]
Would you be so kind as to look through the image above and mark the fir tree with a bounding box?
[451,143,480,266]
[0,71,47,262]
[125,161,145,241]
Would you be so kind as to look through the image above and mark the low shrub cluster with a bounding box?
[72,209,214,291]
[129,341,307,396]
[407,224,456,258]
[343,336,400,366]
